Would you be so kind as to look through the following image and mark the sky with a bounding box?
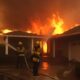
[0,0,80,31]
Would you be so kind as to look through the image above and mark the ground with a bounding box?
[0,56,79,80]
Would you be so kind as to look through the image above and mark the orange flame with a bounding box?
[26,30,32,33]
[50,14,64,35]
[31,19,53,35]
[30,14,64,35]
[31,20,42,35]
[43,41,47,53]
[30,14,64,54]
[2,29,13,34]
[1,14,65,54]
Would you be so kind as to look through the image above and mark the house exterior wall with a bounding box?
[55,39,69,59]
[70,40,80,62]
[49,38,69,58]
[53,35,80,62]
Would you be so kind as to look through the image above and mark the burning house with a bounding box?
[0,30,47,64]
[0,14,65,58]
[1,25,79,64]
[0,14,77,60]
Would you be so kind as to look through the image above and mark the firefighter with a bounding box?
[16,41,25,69]
[32,42,41,76]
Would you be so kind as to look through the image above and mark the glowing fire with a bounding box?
[26,30,32,33]
[1,14,65,54]
[50,14,64,34]
[30,14,64,54]
[31,19,53,35]
[31,20,43,35]
[30,14,64,35]
[2,29,13,34]
[42,14,64,53]
[43,41,47,53]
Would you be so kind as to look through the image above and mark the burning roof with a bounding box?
[5,31,36,36]
[4,31,47,39]
[51,25,80,39]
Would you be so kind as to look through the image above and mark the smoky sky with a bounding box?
[0,0,80,30]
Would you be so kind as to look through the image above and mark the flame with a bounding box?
[31,19,53,35]
[41,14,64,53]
[31,20,41,35]
[43,41,47,53]
[2,29,13,34]
[1,14,65,54]
[30,14,64,54]
[50,14,64,34]
[26,30,32,33]
[30,14,64,35]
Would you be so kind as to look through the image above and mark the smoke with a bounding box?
[59,0,80,30]
[0,0,80,31]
